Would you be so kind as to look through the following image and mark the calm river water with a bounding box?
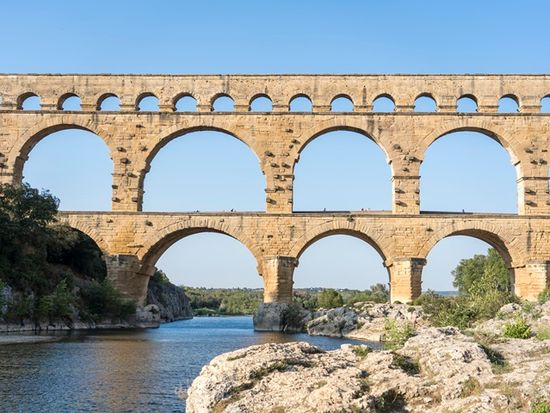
[0,316,368,412]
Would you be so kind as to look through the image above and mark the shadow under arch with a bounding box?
[57,215,110,254]
[9,121,113,184]
[138,223,262,278]
[138,125,265,200]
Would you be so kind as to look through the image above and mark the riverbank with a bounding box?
[185,301,550,412]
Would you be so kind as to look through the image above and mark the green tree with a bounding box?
[452,248,510,295]
[317,289,344,309]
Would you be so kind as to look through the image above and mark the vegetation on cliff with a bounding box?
[0,184,135,327]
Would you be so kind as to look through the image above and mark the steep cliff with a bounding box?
[146,277,193,322]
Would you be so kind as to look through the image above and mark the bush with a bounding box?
[503,317,532,339]
[80,280,136,322]
[36,279,76,322]
[317,289,344,309]
[382,318,414,350]
[532,399,550,413]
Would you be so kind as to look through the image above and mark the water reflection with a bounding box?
[0,316,371,412]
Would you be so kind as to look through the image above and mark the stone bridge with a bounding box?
[1,74,549,304]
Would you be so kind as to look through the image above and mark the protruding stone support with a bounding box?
[388,258,426,303]
[111,153,142,211]
[260,256,297,304]
[514,261,550,301]
[105,254,149,305]
[392,175,420,214]
[517,176,550,215]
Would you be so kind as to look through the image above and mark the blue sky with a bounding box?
[6,1,550,291]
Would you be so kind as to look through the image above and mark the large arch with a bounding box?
[418,224,523,268]
[293,127,391,211]
[8,120,114,184]
[138,220,262,279]
[57,215,110,254]
[420,126,519,213]
[140,126,265,211]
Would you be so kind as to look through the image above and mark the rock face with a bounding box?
[253,303,310,332]
[146,278,193,322]
[184,327,550,413]
[308,302,427,341]
[475,301,550,338]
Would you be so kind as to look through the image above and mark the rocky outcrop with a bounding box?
[183,327,550,413]
[307,302,427,341]
[475,301,550,338]
[253,303,311,332]
[146,278,193,322]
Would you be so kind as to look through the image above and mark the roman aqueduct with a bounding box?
[1,74,549,304]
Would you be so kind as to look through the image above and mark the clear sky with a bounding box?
[6,0,550,291]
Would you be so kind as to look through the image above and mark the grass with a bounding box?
[352,345,371,359]
[460,377,482,398]
[382,318,414,350]
[536,327,550,341]
[390,353,420,376]
[532,399,550,413]
[373,389,407,413]
[503,317,532,339]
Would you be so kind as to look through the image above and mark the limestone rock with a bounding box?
[253,303,310,332]
[146,278,193,322]
[307,302,426,341]
[184,327,550,413]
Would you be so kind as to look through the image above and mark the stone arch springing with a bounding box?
[58,216,110,254]
[17,92,41,110]
[457,95,478,113]
[420,125,520,213]
[249,94,272,112]
[293,126,392,211]
[372,94,395,112]
[330,94,354,112]
[289,94,313,112]
[140,126,265,212]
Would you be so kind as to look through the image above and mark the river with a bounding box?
[0,316,370,412]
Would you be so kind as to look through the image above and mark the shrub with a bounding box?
[317,289,344,309]
[80,279,136,322]
[503,317,532,339]
[382,318,414,350]
[352,345,371,359]
[532,399,550,413]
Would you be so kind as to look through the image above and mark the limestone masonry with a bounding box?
[1,74,549,304]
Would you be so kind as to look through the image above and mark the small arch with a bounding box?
[498,95,519,113]
[17,92,41,110]
[289,94,313,112]
[457,95,478,113]
[414,94,437,112]
[249,94,273,112]
[174,94,197,112]
[137,93,160,112]
[541,95,550,113]
[98,94,120,111]
[372,94,395,112]
[212,94,235,112]
[58,94,81,111]
[330,95,354,112]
